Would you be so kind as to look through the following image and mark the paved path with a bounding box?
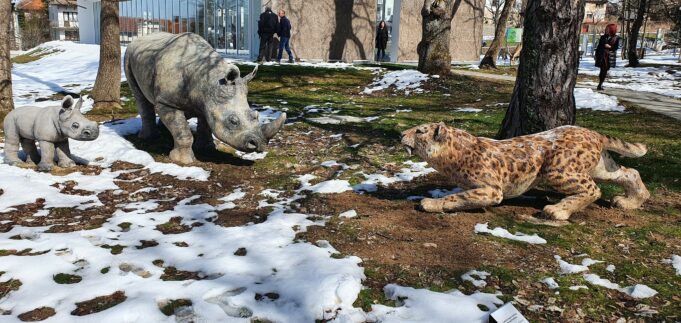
[451,69,681,121]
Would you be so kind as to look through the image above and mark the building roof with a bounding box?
[16,0,44,11]
[50,0,78,7]
[49,0,77,6]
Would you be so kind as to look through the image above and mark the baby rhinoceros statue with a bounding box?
[3,96,99,172]
[124,32,286,164]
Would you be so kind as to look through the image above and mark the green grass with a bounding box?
[11,48,62,64]
[53,273,82,284]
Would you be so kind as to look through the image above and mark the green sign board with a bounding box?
[506,28,523,43]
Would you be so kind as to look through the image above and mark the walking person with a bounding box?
[595,23,620,91]
[276,9,294,63]
[375,20,389,62]
[257,6,279,62]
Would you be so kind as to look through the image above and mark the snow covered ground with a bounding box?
[362,70,436,95]
[11,41,126,109]
[2,40,671,322]
[639,52,681,67]
[573,88,624,112]
[578,56,681,99]
[2,41,515,322]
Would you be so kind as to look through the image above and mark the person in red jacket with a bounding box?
[595,23,620,91]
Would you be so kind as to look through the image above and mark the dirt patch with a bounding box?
[17,307,56,322]
[156,217,192,234]
[160,267,202,281]
[71,291,127,316]
[0,277,22,299]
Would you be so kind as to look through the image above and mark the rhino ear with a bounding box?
[61,95,74,111]
[243,65,258,82]
[59,95,76,120]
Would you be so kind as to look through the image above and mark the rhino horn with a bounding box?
[243,65,258,82]
[261,113,286,140]
[74,97,83,112]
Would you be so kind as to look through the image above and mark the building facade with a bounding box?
[49,0,80,41]
[78,0,484,63]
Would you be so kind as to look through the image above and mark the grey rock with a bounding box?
[3,96,99,171]
[124,32,286,164]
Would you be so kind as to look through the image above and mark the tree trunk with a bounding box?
[627,0,647,67]
[417,0,460,75]
[480,0,516,69]
[92,0,121,111]
[497,0,585,139]
[1,0,15,115]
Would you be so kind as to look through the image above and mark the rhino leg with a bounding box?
[55,141,76,168]
[193,116,216,152]
[20,139,40,165]
[37,141,55,172]
[3,125,23,166]
[158,105,196,164]
[128,68,159,140]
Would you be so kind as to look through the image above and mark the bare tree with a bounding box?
[498,0,586,138]
[479,0,516,68]
[92,0,121,111]
[627,0,648,67]
[485,0,505,31]
[417,0,462,75]
[1,0,15,115]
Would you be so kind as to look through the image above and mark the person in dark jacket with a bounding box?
[276,9,294,63]
[257,7,279,62]
[595,23,620,90]
[375,20,389,62]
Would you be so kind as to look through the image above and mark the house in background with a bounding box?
[77,0,484,63]
[10,1,22,50]
[582,0,610,34]
[48,0,79,41]
[15,0,49,49]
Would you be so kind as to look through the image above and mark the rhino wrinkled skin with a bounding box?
[124,32,286,164]
[3,96,99,172]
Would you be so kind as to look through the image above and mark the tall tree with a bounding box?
[479,0,516,69]
[417,0,461,75]
[92,0,121,110]
[497,0,585,139]
[1,0,15,115]
[626,0,647,67]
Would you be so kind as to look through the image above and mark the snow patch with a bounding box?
[574,88,625,112]
[339,210,358,218]
[455,107,483,113]
[367,285,503,323]
[583,274,658,299]
[474,223,547,244]
[362,70,434,95]
[554,255,590,274]
[461,270,490,288]
[663,255,681,276]
[542,277,560,289]
[354,161,436,193]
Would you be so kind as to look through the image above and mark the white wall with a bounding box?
[78,0,97,43]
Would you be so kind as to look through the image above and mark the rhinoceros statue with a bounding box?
[124,32,286,164]
[3,96,99,171]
